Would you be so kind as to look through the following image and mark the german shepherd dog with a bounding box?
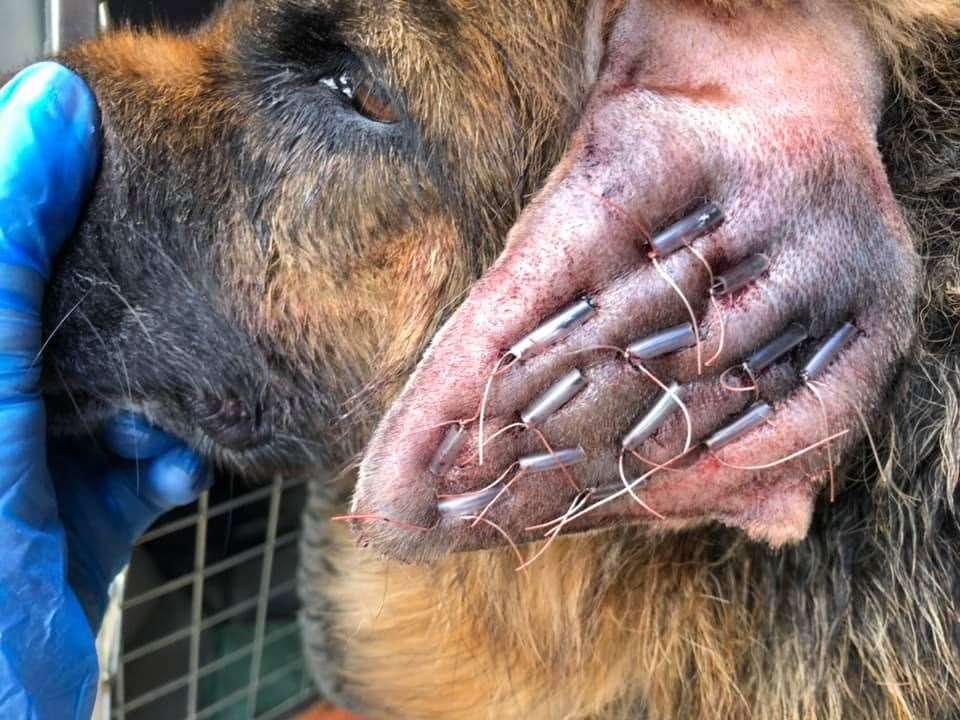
[40,0,960,717]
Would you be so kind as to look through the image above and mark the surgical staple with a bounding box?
[704,403,773,450]
[744,323,808,375]
[428,424,469,476]
[518,447,588,474]
[802,322,857,381]
[621,382,684,451]
[438,484,504,517]
[508,299,595,360]
[521,369,588,427]
[712,254,770,296]
[627,322,698,360]
[650,202,724,257]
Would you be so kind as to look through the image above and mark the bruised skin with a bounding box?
[353,0,920,559]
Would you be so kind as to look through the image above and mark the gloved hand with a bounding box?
[0,63,212,720]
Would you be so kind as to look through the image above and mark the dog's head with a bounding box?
[48,0,925,560]
[48,0,591,474]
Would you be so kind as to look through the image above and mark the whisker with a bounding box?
[851,400,892,485]
[330,454,364,484]
[79,273,159,355]
[33,287,96,366]
[111,346,141,492]
[331,515,435,533]
[51,363,98,444]
[274,431,328,451]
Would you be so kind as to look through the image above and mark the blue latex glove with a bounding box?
[0,63,212,720]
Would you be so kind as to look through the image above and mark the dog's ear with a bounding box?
[350,0,921,562]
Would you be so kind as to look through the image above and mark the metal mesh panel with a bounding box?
[107,476,319,720]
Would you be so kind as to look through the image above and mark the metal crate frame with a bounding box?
[104,477,319,720]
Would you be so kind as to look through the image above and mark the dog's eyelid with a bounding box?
[321,66,400,125]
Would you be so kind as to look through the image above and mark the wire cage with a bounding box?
[102,475,320,720]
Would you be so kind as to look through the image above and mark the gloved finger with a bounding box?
[0,63,99,408]
[0,62,99,277]
[0,64,103,720]
[101,412,179,460]
[72,444,212,543]
[54,445,212,627]
[132,445,213,512]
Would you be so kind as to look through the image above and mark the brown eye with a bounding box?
[325,70,398,124]
[351,75,399,124]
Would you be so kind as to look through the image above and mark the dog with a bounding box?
[39,0,960,717]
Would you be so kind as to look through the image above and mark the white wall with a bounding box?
[0,2,45,73]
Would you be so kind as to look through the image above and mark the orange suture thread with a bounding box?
[463,515,524,567]
[720,365,757,394]
[535,448,693,530]
[619,449,665,518]
[652,256,703,375]
[686,244,726,367]
[629,448,684,473]
[470,463,523,527]
[515,490,593,572]
[478,352,516,466]
[632,361,694,454]
[710,430,849,471]
[573,180,653,245]
[530,426,581,491]
[805,380,837,502]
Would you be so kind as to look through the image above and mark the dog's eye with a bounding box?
[323,70,398,124]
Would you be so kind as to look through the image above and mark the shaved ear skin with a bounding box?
[354,0,914,558]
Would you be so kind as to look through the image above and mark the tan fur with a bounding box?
[219,2,591,443]
[322,521,960,720]
[253,216,472,449]
[71,30,231,142]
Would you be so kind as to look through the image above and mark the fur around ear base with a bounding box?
[859,0,960,92]
[703,0,960,93]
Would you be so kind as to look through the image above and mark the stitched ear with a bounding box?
[351,0,915,563]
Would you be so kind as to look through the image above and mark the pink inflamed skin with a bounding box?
[351,0,920,563]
